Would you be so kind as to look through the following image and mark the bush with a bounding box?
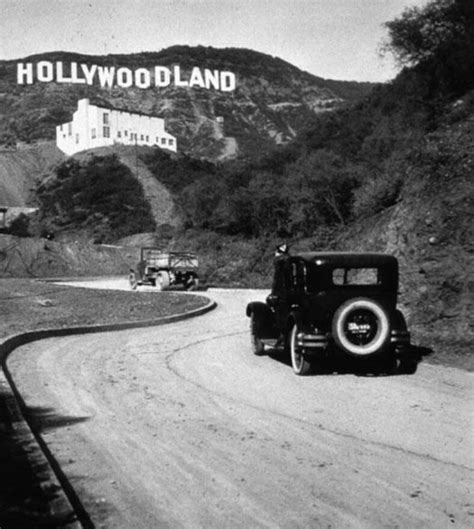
[35,154,156,242]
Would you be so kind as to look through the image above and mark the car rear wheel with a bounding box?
[250,313,265,356]
[332,298,390,357]
[290,324,311,376]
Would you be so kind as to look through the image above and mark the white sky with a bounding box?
[1,0,429,82]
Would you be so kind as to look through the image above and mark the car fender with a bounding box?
[246,301,277,339]
[285,307,304,329]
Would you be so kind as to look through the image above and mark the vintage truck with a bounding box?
[129,247,199,291]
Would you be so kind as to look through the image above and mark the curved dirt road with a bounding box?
[7,288,474,528]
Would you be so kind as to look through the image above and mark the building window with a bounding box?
[91,128,96,139]
[75,133,79,144]
[103,113,109,125]
[117,131,121,138]
[161,138,166,145]
[103,127,110,138]
[124,130,128,136]
[68,123,72,135]
[140,134,144,141]
[156,137,159,143]
[168,139,174,146]
[146,135,149,142]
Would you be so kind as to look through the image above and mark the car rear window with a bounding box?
[332,267,380,286]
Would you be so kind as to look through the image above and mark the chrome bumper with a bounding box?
[297,332,328,349]
[390,329,411,344]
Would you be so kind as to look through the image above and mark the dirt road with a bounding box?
[7,288,474,528]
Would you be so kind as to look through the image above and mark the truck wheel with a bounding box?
[290,323,311,376]
[250,313,265,356]
[156,271,170,291]
[332,298,390,356]
[187,276,199,291]
[128,271,138,290]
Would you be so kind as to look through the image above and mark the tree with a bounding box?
[286,150,360,234]
[383,0,472,67]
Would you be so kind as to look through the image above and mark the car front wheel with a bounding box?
[290,324,311,376]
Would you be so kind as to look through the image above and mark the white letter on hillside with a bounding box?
[173,65,188,87]
[97,66,115,88]
[189,67,205,88]
[56,62,72,83]
[220,71,236,92]
[70,62,86,84]
[17,62,33,84]
[135,68,151,89]
[81,64,97,85]
[154,66,171,87]
[37,61,54,82]
[117,67,133,87]
[204,69,219,90]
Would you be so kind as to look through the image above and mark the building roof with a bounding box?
[86,98,166,120]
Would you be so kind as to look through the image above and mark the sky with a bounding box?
[1,0,429,82]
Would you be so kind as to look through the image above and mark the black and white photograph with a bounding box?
[0,0,472,527]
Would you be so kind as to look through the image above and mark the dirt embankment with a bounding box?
[0,142,64,206]
[0,233,138,278]
[333,121,474,367]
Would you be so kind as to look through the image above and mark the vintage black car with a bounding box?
[246,251,419,375]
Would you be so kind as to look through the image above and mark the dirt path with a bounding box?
[7,289,474,528]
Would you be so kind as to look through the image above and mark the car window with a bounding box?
[332,267,380,286]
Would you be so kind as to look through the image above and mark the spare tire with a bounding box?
[332,298,390,356]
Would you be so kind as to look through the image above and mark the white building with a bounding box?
[56,98,177,156]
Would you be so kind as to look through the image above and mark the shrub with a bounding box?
[36,154,155,242]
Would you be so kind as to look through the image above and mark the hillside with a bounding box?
[0,47,374,160]
[0,142,63,206]
[74,145,180,229]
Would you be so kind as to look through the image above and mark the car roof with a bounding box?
[293,251,398,267]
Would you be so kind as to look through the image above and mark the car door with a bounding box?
[268,257,300,333]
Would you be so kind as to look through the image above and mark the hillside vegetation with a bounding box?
[32,154,156,243]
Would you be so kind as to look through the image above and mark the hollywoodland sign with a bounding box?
[16,61,236,91]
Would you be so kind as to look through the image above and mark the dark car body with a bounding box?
[246,251,419,375]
